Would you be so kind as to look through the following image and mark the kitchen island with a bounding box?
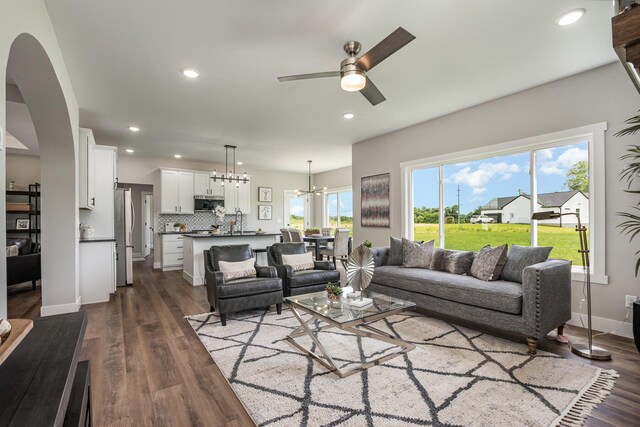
[182,232,280,286]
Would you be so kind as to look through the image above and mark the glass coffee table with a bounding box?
[285,290,416,378]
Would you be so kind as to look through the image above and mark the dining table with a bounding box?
[302,235,352,261]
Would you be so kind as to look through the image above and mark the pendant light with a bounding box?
[296,160,327,197]
[211,145,248,187]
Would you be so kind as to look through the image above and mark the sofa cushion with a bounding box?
[218,257,256,281]
[430,249,475,275]
[470,244,508,281]
[387,237,424,265]
[6,238,32,256]
[217,277,282,299]
[402,238,434,268]
[500,245,553,284]
[282,252,314,271]
[208,244,253,271]
[289,269,340,288]
[269,243,307,265]
[372,265,523,315]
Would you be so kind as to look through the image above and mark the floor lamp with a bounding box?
[531,211,611,361]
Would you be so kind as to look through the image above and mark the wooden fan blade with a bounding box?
[277,71,340,82]
[360,76,386,106]
[356,27,416,72]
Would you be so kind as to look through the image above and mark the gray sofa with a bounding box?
[368,247,572,353]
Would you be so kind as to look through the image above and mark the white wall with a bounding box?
[503,196,531,224]
[352,62,639,332]
[5,153,40,188]
[116,155,311,266]
[0,0,80,318]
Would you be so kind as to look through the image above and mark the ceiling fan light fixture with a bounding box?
[340,70,366,92]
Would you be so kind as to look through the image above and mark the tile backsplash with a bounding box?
[156,211,247,233]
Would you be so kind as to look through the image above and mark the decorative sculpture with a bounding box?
[346,245,375,306]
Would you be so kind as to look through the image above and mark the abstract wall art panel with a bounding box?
[361,173,390,227]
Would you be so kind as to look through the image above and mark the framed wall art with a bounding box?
[258,205,272,220]
[361,173,390,227]
[258,187,272,202]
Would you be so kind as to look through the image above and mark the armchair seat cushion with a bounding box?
[217,277,283,299]
[289,269,340,288]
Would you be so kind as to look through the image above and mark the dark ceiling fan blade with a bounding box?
[277,71,340,82]
[360,76,386,106]
[355,27,416,72]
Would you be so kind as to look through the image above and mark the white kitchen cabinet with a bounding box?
[178,171,194,214]
[79,146,116,237]
[160,169,193,214]
[162,234,184,271]
[223,178,251,214]
[79,241,116,304]
[78,128,96,210]
[194,172,225,197]
[194,172,211,196]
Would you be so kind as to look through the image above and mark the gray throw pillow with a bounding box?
[388,236,423,265]
[430,248,475,275]
[470,244,508,281]
[500,244,553,283]
[402,238,435,268]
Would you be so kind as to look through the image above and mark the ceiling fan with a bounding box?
[277,27,416,106]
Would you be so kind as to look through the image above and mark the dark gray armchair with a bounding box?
[7,238,41,289]
[267,243,341,297]
[204,244,283,326]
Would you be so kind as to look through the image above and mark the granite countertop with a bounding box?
[182,232,280,238]
[79,237,116,243]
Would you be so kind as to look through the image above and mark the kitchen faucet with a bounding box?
[235,209,243,235]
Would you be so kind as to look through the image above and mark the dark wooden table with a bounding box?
[0,311,91,427]
[302,235,334,260]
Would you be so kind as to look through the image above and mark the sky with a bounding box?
[413,141,588,214]
[288,191,354,218]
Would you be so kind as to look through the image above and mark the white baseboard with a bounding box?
[182,271,203,287]
[566,311,633,339]
[153,261,161,269]
[41,296,82,317]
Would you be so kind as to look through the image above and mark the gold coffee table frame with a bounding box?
[286,291,416,378]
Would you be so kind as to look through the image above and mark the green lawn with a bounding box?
[414,223,585,265]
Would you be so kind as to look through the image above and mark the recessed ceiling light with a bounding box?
[128,126,140,132]
[181,67,200,79]
[343,113,355,119]
[125,149,134,153]
[174,154,182,158]
[557,9,585,26]
[237,161,243,165]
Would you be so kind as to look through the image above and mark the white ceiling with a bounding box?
[40,0,617,173]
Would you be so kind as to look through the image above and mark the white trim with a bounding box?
[153,261,161,269]
[401,122,608,281]
[322,187,354,228]
[41,296,82,316]
[566,311,632,339]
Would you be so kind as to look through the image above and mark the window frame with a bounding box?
[400,122,607,284]
[323,186,353,229]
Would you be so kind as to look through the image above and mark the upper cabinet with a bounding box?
[194,172,224,197]
[78,128,96,210]
[160,169,194,214]
[223,178,251,214]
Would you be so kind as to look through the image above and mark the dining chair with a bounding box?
[280,228,292,243]
[319,228,351,268]
[289,228,315,254]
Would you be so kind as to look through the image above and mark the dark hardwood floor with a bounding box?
[7,256,640,426]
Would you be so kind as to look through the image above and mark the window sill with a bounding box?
[571,270,608,285]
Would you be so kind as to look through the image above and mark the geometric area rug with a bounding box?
[186,309,617,427]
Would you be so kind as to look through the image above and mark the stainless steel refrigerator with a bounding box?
[115,188,134,286]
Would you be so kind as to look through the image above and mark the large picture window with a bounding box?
[325,189,353,232]
[402,123,606,283]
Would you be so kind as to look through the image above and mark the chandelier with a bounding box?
[296,160,327,197]
[211,145,249,187]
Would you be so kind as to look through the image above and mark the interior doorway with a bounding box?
[143,193,153,257]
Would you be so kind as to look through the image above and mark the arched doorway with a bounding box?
[2,33,78,317]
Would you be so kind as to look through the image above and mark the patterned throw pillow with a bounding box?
[402,238,435,269]
[388,237,424,265]
[430,249,475,275]
[282,252,315,271]
[470,244,508,281]
[500,245,553,284]
[218,257,257,281]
